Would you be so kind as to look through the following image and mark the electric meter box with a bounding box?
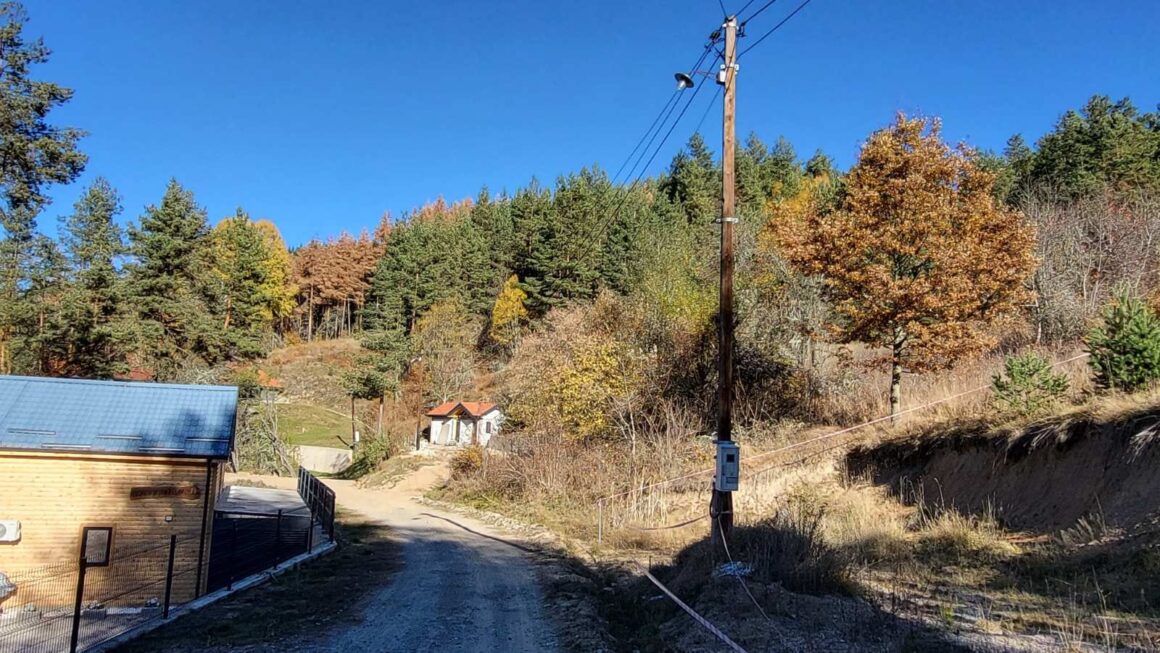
[714,441,740,492]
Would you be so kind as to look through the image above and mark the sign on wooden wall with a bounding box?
[129,484,201,500]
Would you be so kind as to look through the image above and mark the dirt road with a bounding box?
[233,459,559,653]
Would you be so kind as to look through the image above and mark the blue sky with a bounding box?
[24,0,1160,247]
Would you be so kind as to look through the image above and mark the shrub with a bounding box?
[1086,290,1160,391]
[232,367,263,400]
[233,401,297,475]
[991,352,1070,416]
[338,435,394,480]
[450,445,484,479]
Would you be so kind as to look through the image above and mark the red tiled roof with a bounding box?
[426,401,498,418]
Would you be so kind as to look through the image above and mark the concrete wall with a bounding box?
[296,445,352,474]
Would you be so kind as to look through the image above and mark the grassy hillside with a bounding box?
[277,403,350,448]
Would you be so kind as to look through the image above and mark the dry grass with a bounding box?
[913,506,1020,562]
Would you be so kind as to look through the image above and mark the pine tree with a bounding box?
[126,179,221,378]
[469,187,515,292]
[514,170,610,315]
[0,2,87,372]
[8,234,68,373]
[57,178,128,377]
[662,133,719,225]
[209,210,272,357]
[1086,290,1160,392]
[1017,96,1160,199]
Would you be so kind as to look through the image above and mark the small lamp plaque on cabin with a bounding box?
[81,526,113,567]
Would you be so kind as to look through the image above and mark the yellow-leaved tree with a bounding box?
[253,219,297,326]
[771,114,1036,417]
[488,274,529,348]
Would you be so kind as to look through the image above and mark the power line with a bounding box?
[735,0,759,17]
[611,90,681,185]
[565,40,721,261]
[580,57,715,251]
[616,44,715,186]
[738,0,779,25]
[693,84,723,137]
[717,0,728,17]
[739,0,813,56]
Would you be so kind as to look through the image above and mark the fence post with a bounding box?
[163,535,177,619]
[597,499,604,545]
[68,556,87,653]
[275,510,283,564]
[228,521,239,590]
[328,493,335,542]
[306,513,315,553]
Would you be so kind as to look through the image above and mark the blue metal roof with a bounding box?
[0,376,237,458]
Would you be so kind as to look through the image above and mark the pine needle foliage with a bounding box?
[1086,290,1160,391]
[990,352,1069,417]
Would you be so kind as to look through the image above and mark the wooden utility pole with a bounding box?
[712,15,739,545]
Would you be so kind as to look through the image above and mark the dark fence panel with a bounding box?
[297,468,336,542]
[205,511,309,593]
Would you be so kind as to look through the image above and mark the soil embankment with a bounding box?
[848,402,1160,535]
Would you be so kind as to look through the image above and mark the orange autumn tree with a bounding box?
[771,114,1036,418]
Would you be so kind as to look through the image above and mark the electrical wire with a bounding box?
[738,0,779,25]
[692,84,723,137]
[739,0,814,56]
[734,0,759,18]
[615,43,715,188]
[565,39,721,262]
[717,519,781,630]
[611,90,681,185]
[717,0,729,17]
[578,57,715,250]
[596,351,1092,504]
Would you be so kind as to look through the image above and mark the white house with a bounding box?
[426,401,503,447]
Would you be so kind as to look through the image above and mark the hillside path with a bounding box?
[230,457,560,653]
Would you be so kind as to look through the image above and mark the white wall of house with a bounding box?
[427,411,503,447]
[476,411,502,447]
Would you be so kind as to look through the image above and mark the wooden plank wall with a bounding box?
[0,452,221,608]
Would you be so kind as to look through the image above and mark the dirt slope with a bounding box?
[848,399,1160,535]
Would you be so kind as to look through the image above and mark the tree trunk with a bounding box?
[890,328,904,424]
[307,287,314,342]
[378,395,384,438]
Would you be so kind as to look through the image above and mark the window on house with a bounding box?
[485,422,492,434]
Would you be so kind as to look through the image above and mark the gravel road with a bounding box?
[235,461,560,653]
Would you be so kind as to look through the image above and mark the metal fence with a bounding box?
[206,510,311,593]
[0,535,197,653]
[297,467,336,543]
[1,472,339,653]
